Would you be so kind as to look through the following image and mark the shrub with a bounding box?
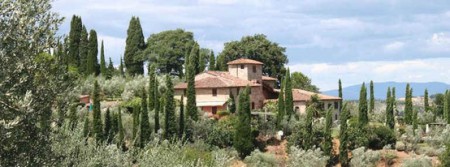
[217,110,230,117]
[287,146,329,167]
[206,117,235,148]
[244,150,278,167]
[350,147,381,167]
[382,150,397,166]
[366,125,396,150]
[400,155,432,167]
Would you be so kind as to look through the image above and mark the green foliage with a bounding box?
[288,146,329,167]
[164,75,177,140]
[440,143,450,167]
[404,83,413,124]
[386,87,395,130]
[424,89,430,112]
[87,29,99,75]
[228,93,236,114]
[124,17,145,75]
[244,150,278,167]
[206,117,236,148]
[179,95,185,139]
[400,155,432,167]
[100,40,107,76]
[323,109,333,157]
[304,105,314,150]
[216,34,288,79]
[358,83,369,127]
[117,107,125,148]
[106,57,114,79]
[276,77,285,128]
[186,47,198,121]
[285,69,294,118]
[189,42,201,75]
[366,125,396,150]
[92,80,103,142]
[350,147,381,167]
[339,103,350,167]
[69,104,78,130]
[104,108,113,143]
[132,105,140,142]
[145,29,195,77]
[434,93,445,118]
[198,48,209,73]
[83,111,90,137]
[140,90,151,147]
[445,90,450,124]
[234,86,254,159]
[291,72,319,92]
[154,81,160,133]
[208,51,216,71]
[79,26,88,74]
[148,64,156,111]
[119,56,124,77]
[68,15,83,68]
[369,80,375,113]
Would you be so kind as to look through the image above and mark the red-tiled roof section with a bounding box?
[262,76,277,81]
[174,71,260,89]
[227,58,263,65]
[292,89,341,101]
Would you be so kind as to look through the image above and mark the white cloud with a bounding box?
[383,41,405,52]
[425,32,450,52]
[289,58,450,91]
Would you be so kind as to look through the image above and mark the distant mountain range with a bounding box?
[322,82,450,100]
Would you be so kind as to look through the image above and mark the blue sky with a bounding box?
[53,0,450,91]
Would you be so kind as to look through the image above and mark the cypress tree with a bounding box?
[83,111,90,137]
[208,51,215,71]
[413,109,418,136]
[107,57,114,79]
[154,81,160,133]
[445,90,450,123]
[228,92,236,114]
[179,95,185,139]
[124,17,145,75]
[186,47,198,121]
[404,84,413,124]
[285,69,294,118]
[164,75,177,140]
[233,86,254,159]
[338,79,343,110]
[68,104,78,131]
[117,107,125,148]
[100,40,107,76]
[358,83,368,127]
[369,80,375,113]
[386,87,395,130]
[424,89,430,112]
[304,105,314,150]
[198,51,206,73]
[148,64,156,111]
[392,87,397,115]
[140,89,151,147]
[119,56,125,77]
[79,26,88,74]
[323,108,333,158]
[189,43,200,75]
[104,108,113,143]
[68,15,82,68]
[86,29,98,75]
[92,80,103,142]
[339,103,350,167]
[111,112,118,135]
[276,77,285,128]
[132,105,140,141]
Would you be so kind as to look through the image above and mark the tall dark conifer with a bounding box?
[119,56,125,77]
[124,17,145,75]
[154,80,160,133]
[338,79,343,109]
[339,103,350,167]
[424,89,430,112]
[404,84,413,124]
[68,104,78,131]
[104,108,113,143]
[68,15,82,68]
[386,87,395,129]
[186,47,198,121]
[228,93,236,114]
[369,80,375,113]
[164,75,177,140]
[148,64,156,111]
[83,111,90,137]
[208,51,215,71]
[140,89,151,147]
[117,107,125,149]
[92,80,103,142]
[276,77,285,128]
[233,86,254,159]
[86,29,98,75]
[79,26,88,74]
[304,105,314,150]
[323,108,333,158]
[358,83,368,127]
[189,43,200,75]
[100,40,107,76]
[179,95,185,139]
[284,69,293,118]
[106,57,114,79]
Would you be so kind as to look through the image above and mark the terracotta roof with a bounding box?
[292,89,341,102]
[227,58,263,65]
[262,76,277,81]
[174,71,260,89]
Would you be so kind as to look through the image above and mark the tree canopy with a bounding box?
[291,72,319,92]
[124,17,145,75]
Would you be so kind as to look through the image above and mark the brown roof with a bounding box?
[292,89,341,102]
[262,76,277,81]
[174,71,260,89]
[227,58,264,65]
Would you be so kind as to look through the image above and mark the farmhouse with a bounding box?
[174,58,341,119]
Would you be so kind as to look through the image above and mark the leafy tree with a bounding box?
[92,81,103,142]
[164,75,177,140]
[424,89,430,112]
[291,72,319,92]
[140,89,151,147]
[228,92,236,114]
[323,108,333,160]
[86,29,98,75]
[404,84,413,124]
[276,77,285,128]
[79,26,88,74]
[358,83,368,127]
[68,104,78,131]
[339,103,350,167]
[154,80,160,133]
[148,64,156,110]
[145,29,195,77]
[104,108,113,143]
[285,69,294,118]
[83,111,90,137]
[179,95,185,139]
[216,34,288,79]
[369,80,375,113]
[124,17,145,75]
[233,86,254,159]
[68,15,82,68]
[386,87,395,130]
[106,57,114,79]
[119,56,125,77]
[186,48,198,121]
[100,40,107,75]
[208,51,216,71]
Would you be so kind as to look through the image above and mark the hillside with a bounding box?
[323,82,450,100]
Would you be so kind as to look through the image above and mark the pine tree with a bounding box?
[186,48,198,121]
[154,80,160,133]
[358,83,368,127]
[386,87,395,130]
[119,56,125,77]
[100,40,107,76]
[148,64,156,111]
[86,29,98,75]
[104,108,113,143]
[92,80,103,142]
[68,104,78,131]
[124,17,145,75]
[323,108,333,159]
[68,15,82,68]
[338,79,343,110]
[83,111,90,137]
[164,75,177,140]
[404,84,413,124]
[208,51,215,71]
[276,77,285,128]
[284,69,294,118]
[179,95,185,139]
[229,92,236,114]
[339,103,350,167]
[233,86,254,159]
[369,80,375,113]
[424,89,430,112]
[140,89,151,147]
[79,26,88,74]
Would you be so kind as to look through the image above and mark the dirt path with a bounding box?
[266,139,288,166]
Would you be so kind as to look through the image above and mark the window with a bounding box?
[240,65,245,69]
[334,102,339,109]
[251,102,255,109]
[253,65,256,73]
[295,106,300,112]
[212,88,217,96]
[212,107,217,114]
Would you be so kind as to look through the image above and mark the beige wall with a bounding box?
[228,64,262,83]
[293,100,341,121]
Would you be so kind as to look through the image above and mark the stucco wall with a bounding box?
[228,64,262,83]
[293,100,341,121]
